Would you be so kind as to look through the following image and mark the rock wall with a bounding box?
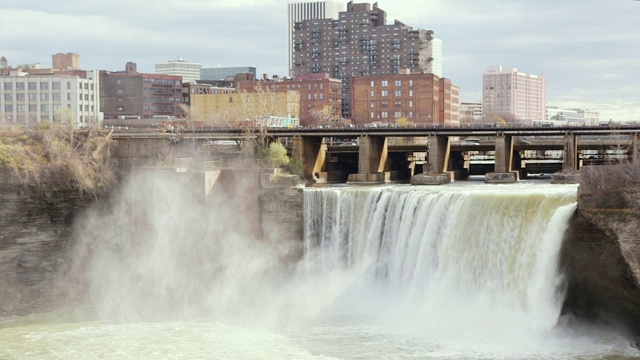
[0,172,94,316]
[562,165,640,337]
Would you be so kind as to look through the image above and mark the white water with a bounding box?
[1,180,638,359]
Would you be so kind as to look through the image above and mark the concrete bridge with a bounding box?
[112,125,640,184]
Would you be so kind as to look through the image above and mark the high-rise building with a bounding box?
[482,65,546,123]
[292,1,442,119]
[0,70,101,129]
[52,53,80,71]
[101,62,183,120]
[288,1,344,77]
[155,58,201,83]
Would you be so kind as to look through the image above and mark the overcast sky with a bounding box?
[1,0,639,121]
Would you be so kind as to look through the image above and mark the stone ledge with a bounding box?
[552,171,580,184]
[410,173,451,185]
[485,171,519,183]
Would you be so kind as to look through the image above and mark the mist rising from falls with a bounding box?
[302,184,577,344]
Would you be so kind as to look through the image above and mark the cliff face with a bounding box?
[562,165,640,336]
[0,175,93,316]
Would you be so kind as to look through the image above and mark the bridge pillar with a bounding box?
[347,136,388,183]
[552,133,580,184]
[411,135,452,185]
[292,136,327,181]
[485,134,518,183]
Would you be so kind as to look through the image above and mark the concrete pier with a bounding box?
[347,136,388,184]
[411,135,452,185]
[485,134,518,183]
[552,134,580,184]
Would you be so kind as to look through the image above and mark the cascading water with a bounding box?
[1,179,639,360]
[297,184,636,358]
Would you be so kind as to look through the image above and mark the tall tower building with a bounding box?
[482,65,546,122]
[292,1,442,119]
[52,53,80,71]
[155,58,201,83]
[288,0,344,77]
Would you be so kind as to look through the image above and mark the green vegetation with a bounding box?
[0,124,116,197]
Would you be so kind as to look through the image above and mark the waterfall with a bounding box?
[302,184,577,343]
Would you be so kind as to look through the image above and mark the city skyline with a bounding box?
[1,0,639,121]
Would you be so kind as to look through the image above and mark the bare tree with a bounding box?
[310,106,341,127]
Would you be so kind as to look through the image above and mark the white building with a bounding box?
[430,38,443,78]
[155,58,201,83]
[459,102,483,123]
[287,0,344,76]
[547,105,600,126]
[0,70,101,129]
[482,65,546,122]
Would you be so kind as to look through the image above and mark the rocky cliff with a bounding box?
[0,172,95,316]
[562,164,640,337]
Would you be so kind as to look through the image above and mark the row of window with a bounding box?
[371,80,414,87]
[142,78,181,86]
[4,104,94,113]
[370,89,413,97]
[369,111,414,119]
[371,100,413,108]
[3,93,94,101]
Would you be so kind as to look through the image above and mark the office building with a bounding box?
[482,65,546,123]
[200,66,256,81]
[292,1,442,118]
[288,0,344,76]
[52,53,80,71]
[155,58,201,83]
[101,62,182,120]
[0,70,101,129]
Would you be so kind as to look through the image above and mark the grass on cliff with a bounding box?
[579,162,640,211]
[0,124,116,197]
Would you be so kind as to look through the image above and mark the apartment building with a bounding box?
[482,65,546,123]
[200,66,256,81]
[459,102,483,123]
[101,62,182,120]
[236,73,341,126]
[52,53,80,71]
[351,71,459,127]
[291,1,442,118]
[0,70,101,129]
[287,0,344,76]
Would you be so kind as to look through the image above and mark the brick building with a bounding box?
[100,62,182,120]
[351,71,459,127]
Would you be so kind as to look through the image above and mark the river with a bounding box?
[0,182,638,359]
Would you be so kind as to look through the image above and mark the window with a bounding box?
[52,82,61,90]
[41,82,49,90]
[3,83,12,90]
[67,93,71,101]
[409,111,413,118]
[28,93,37,101]
[116,106,124,111]
[370,80,375,87]
[52,93,61,101]
[409,80,413,87]
[394,112,402,118]
[370,112,375,118]
[381,111,388,118]
[16,104,24,112]
[16,83,24,90]
[394,90,402,97]
[28,82,37,90]
[370,90,374,97]
[116,89,123,94]
[395,101,401,108]
[41,94,48,101]
[381,101,388,108]
[409,90,413,97]
[395,80,401,86]
[16,94,24,101]
[52,104,60,111]
[381,80,388,87]
[381,90,388,97]
[67,82,71,89]
[409,100,413,108]
[41,104,48,112]
[29,105,36,112]
[370,101,375,108]
[320,93,324,100]
[4,105,12,112]
[4,94,12,101]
